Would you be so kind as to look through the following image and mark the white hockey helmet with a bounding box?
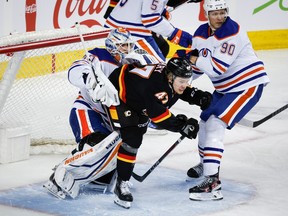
[203,0,229,16]
[105,27,135,61]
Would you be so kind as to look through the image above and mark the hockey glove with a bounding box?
[168,28,192,48]
[185,49,199,64]
[190,88,212,110]
[176,114,188,122]
[187,49,199,58]
[86,72,115,107]
[180,118,199,139]
[187,0,203,3]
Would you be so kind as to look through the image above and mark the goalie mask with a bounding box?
[105,27,135,62]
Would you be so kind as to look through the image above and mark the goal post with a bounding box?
[0,26,110,157]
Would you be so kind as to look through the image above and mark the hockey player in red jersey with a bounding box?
[176,0,270,201]
[105,56,212,208]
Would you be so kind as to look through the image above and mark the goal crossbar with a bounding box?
[0,26,110,154]
[0,29,110,54]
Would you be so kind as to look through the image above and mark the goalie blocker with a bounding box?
[43,131,122,199]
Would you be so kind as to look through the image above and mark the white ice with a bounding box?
[0,49,287,216]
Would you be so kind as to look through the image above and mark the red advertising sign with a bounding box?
[25,0,37,31]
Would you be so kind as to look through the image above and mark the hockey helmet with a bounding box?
[105,27,135,61]
[166,57,193,78]
[203,0,229,16]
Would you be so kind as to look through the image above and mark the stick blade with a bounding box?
[132,172,145,182]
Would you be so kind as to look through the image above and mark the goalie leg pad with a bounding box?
[54,166,80,199]
[51,131,122,198]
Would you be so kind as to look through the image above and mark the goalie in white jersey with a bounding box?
[176,0,270,201]
[104,0,194,62]
[43,27,137,200]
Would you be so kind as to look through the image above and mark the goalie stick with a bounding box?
[238,104,288,128]
[132,135,186,182]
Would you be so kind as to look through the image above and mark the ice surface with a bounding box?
[0,49,287,216]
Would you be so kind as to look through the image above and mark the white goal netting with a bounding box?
[0,26,109,154]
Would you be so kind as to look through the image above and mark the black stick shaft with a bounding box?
[132,135,185,182]
[239,104,288,128]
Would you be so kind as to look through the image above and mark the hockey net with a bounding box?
[0,26,110,154]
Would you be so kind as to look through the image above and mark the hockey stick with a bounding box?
[238,104,288,128]
[167,0,202,12]
[132,135,186,182]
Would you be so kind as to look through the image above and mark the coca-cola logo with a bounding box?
[53,0,108,28]
[26,4,37,13]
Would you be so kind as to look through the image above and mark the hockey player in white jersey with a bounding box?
[175,0,270,201]
[104,0,194,62]
[43,27,136,199]
[104,0,203,59]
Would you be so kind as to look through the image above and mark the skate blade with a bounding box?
[43,181,66,199]
[114,197,132,209]
[189,190,223,201]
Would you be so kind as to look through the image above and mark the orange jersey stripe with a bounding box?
[93,142,122,176]
[221,86,256,124]
[212,58,226,73]
[136,40,156,56]
[119,65,128,103]
[142,16,160,25]
[151,109,172,123]
[78,110,92,138]
[204,153,222,158]
[215,66,264,90]
[76,95,84,99]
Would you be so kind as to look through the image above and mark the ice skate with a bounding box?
[43,173,66,199]
[189,175,223,201]
[114,177,133,209]
[186,163,203,181]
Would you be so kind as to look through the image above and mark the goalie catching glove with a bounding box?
[85,71,117,107]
